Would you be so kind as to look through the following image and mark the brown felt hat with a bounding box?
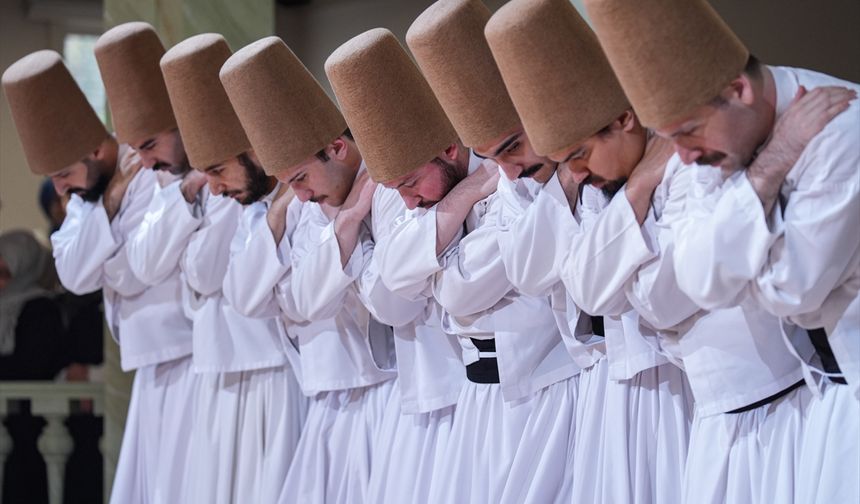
[161,34,250,170]
[584,0,748,129]
[406,0,520,150]
[485,0,630,156]
[2,50,108,176]
[325,28,459,183]
[220,37,346,176]
[95,22,177,145]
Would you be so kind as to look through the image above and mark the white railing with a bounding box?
[0,381,105,504]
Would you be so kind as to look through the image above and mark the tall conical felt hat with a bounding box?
[406,0,520,150]
[2,50,108,175]
[161,34,250,170]
[220,37,346,176]
[325,28,459,183]
[584,0,748,129]
[485,0,629,156]
[95,22,177,145]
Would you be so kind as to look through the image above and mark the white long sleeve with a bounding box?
[497,172,579,297]
[182,192,242,297]
[358,186,426,327]
[561,185,648,317]
[286,204,371,321]
[224,192,302,319]
[51,196,118,295]
[378,205,450,303]
[127,180,202,287]
[624,160,704,330]
[434,180,510,318]
[100,169,162,297]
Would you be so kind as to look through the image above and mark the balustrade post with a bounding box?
[37,412,74,504]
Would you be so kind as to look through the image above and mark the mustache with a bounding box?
[518,164,544,179]
[695,152,727,166]
[583,174,627,199]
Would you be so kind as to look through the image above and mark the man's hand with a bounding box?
[434,159,500,255]
[459,159,500,201]
[334,171,377,267]
[626,136,674,225]
[769,85,856,162]
[104,150,144,221]
[556,163,580,215]
[748,85,856,214]
[338,170,377,223]
[180,170,208,204]
[266,184,294,246]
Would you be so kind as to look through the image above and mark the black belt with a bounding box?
[807,327,846,384]
[727,380,805,414]
[591,315,604,337]
[466,338,500,384]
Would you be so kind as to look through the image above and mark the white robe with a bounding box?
[128,181,307,503]
[52,157,196,504]
[671,65,860,503]
[421,157,580,504]
[362,185,465,503]
[563,154,813,503]
[502,170,691,504]
[225,169,395,503]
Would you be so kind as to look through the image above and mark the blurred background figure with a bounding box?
[0,229,65,380]
[38,178,67,235]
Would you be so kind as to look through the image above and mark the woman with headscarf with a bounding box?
[0,229,66,379]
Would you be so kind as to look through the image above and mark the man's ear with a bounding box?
[727,74,755,106]
[443,142,459,162]
[619,109,637,133]
[328,137,349,161]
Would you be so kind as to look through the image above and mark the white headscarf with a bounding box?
[0,230,51,355]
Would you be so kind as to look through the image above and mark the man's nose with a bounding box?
[293,187,313,202]
[138,152,156,169]
[497,161,522,181]
[567,164,590,185]
[675,144,702,165]
[53,180,68,196]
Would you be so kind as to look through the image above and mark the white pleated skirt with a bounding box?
[278,378,396,504]
[427,376,578,504]
[182,365,308,504]
[572,359,693,504]
[367,381,455,504]
[683,383,812,504]
[109,355,197,504]
[797,380,859,504]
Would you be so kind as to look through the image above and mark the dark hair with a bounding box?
[315,128,354,162]
[237,152,261,172]
[743,54,762,80]
[709,54,762,108]
[237,152,273,204]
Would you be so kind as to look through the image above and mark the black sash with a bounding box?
[591,315,605,337]
[466,338,500,384]
[807,327,846,384]
[727,380,804,414]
